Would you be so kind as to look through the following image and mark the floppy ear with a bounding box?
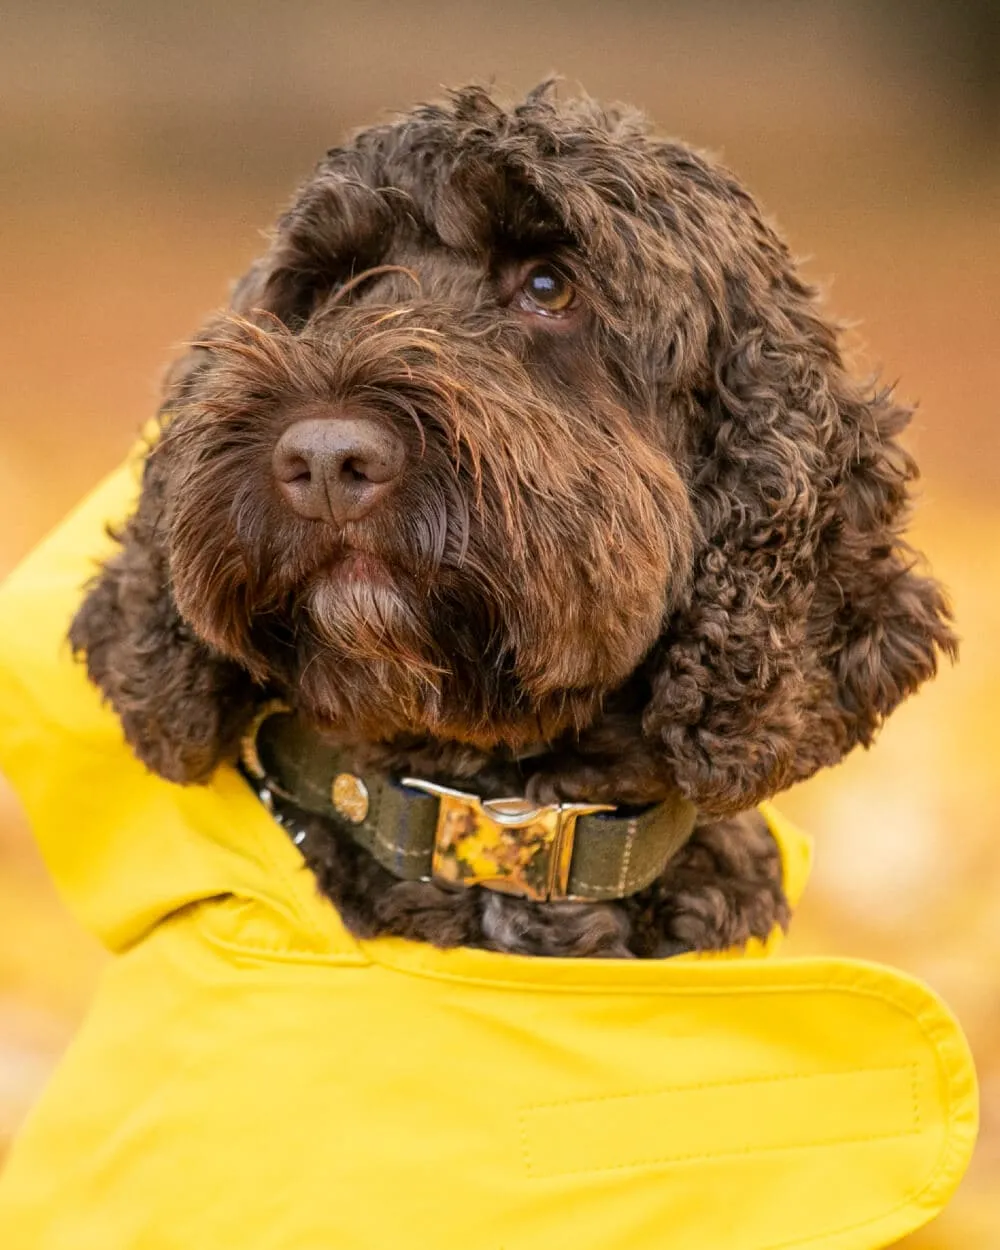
[68,441,259,784]
[67,258,281,784]
[157,257,280,414]
[70,194,353,783]
[643,270,956,815]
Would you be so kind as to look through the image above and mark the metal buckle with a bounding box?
[239,700,293,793]
[401,779,612,902]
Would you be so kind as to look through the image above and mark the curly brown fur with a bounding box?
[69,457,258,782]
[70,84,955,956]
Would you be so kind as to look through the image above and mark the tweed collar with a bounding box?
[241,703,697,903]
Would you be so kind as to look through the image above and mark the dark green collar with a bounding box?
[241,703,697,903]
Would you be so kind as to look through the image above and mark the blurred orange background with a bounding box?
[1,1,998,1242]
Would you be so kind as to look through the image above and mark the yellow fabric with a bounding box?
[0,458,978,1249]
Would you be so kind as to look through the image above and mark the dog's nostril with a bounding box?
[287,458,313,486]
[341,458,368,484]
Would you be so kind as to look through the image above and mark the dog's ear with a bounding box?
[643,267,956,814]
[68,249,286,783]
[69,427,258,787]
[71,211,344,783]
[158,257,283,415]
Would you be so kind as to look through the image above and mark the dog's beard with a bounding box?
[170,479,689,748]
[296,570,445,738]
[171,491,685,748]
[226,535,677,749]
[285,564,604,747]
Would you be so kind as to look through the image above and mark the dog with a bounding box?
[68,82,954,960]
[0,83,978,1250]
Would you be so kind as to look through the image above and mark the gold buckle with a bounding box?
[401,779,611,902]
[240,700,292,785]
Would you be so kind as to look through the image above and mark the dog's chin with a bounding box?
[294,675,605,754]
[306,568,435,675]
[275,569,605,750]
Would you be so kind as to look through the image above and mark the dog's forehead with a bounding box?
[265,89,784,333]
[312,92,725,266]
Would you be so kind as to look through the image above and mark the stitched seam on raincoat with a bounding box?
[520,1062,918,1114]
[521,1123,923,1179]
[893,995,976,1211]
[757,980,976,1250]
[757,1040,975,1250]
[197,928,371,969]
[514,1013,970,1250]
[519,1065,920,1177]
[195,899,370,967]
[356,948,973,1237]
[759,1046,965,1250]
[350,948,976,1229]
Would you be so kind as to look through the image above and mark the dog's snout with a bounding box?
[273,415,406,525]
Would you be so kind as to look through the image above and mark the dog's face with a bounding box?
[159,110,700,749]
[71,86,955,812]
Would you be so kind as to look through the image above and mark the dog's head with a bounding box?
[71,85,955,813]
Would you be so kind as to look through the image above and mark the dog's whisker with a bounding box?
[328,265,422,307]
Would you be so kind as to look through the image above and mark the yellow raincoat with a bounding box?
[0,452,978,1249]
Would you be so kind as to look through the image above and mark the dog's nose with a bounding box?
[272,416,406,525]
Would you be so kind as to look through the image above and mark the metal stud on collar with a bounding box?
[332,773,370,824]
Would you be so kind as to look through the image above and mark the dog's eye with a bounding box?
[518,264,576,315]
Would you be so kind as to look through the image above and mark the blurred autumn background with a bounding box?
[1,0,997,1241]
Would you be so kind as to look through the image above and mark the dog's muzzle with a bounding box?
[240,703,698,903]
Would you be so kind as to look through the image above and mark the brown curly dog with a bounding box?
[69,84,955,958]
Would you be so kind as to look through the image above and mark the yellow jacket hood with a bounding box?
[0,456,979,1249]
